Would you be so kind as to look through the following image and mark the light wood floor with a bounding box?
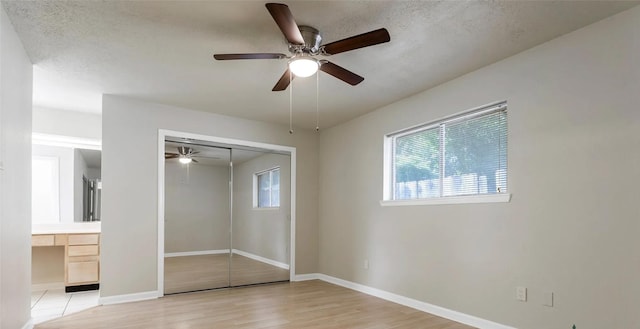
[36,280,476,329]
[164,253,290,294]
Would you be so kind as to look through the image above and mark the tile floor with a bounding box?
[31,289,99,324]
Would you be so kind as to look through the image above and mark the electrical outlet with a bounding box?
[543,291,554,307]
[363,259,369,270]
[516,286,527,302]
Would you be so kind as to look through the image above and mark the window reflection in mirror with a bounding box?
[32,135,101,224]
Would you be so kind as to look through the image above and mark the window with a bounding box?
[384,102,508,203]
[32,156,61,223]
[254,167,280,208]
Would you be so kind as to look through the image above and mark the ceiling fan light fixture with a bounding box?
[178,156,192,164]
[289,57,319,77]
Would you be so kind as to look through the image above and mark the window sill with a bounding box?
[380,193,511,207]
[253,207,280,211]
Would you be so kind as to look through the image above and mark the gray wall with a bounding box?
[101,96,318,297]
[164,162,230,253]
[233,153,291,265]
[32,247,64,285]
[0,5,33,328]
[318,6,640,329]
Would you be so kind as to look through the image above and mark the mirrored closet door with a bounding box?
[163,138,290,295]
[230,149,290,287]
[163,142,231,294]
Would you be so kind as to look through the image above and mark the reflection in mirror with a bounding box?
[231,149,290,287]
[31,142,102,224]
[32,155,61,224]
[163,142,231,294]
[163,137,291,294]
[77,149,102,222]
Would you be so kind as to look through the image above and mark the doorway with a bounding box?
[157,130,296,295]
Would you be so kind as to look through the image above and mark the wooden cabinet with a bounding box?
[66,233,100,286]
[31,234,67,246]
[32,235,55,246]
[32,232,100,290]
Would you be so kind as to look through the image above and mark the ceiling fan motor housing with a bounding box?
[288,25,322,55]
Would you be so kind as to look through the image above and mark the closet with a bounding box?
[162,138,291,294]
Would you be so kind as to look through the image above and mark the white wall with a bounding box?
[32,144,74,224]
[233,153,291,265]
[164,162,230,253]
[101,96,318,298]
[0,5,33,329]
[318,6,640,329]
[33,106,101,141]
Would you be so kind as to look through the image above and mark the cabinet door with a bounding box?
[67,261,99,284]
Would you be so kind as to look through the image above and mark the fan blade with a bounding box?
[265,3,304,45]
[319,61,364,86]
[191,158,199,163]
[213,53,287,60]
[165,152,179,159]
[193,155,220,160]
[323,28,390,55]
[272,68,295,91]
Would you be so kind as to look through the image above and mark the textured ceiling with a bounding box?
[3,1,638,129]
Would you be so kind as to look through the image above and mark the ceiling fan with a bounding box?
[213,3,390,91]
[165,146,200,164]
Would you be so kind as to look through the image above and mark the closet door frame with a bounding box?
[157,129,296,297]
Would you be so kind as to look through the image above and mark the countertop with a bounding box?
[32,222,101,235]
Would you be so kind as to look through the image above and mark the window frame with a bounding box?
[382,101,511,206]
[253,166,281,209]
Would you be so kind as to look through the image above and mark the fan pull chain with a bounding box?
[289,69,294,134]
[316,71,320,132]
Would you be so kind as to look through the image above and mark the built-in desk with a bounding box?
[32,223,101,292]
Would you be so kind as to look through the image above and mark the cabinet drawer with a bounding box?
[55,234,67,246]
[67,261,99,284]
[32,235,55,246]
[69,255,99,263]
[68,245,99,257]
[68,234,99,245]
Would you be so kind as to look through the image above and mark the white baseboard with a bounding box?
[31,282,64,291]
[232,249,290,270]
[21,318,34,329]
[296,273,515,329]
[99,290,159,305]
[163,249,290,270]
[164,249,228,257]
[293,273,320,281]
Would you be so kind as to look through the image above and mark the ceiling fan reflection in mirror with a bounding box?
[165,146,200,164]
[213,2,391,91]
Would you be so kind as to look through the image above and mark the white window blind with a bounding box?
[256,167,280,208]
[389,102,507,200]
